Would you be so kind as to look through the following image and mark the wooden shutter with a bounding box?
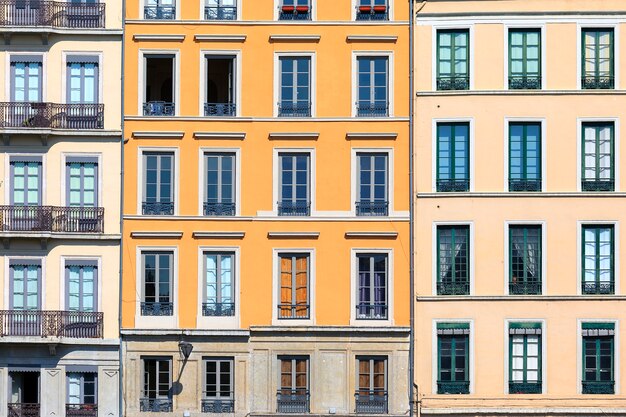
[358,359,370,393]
[295,256,308,317]
[280,359,292,392]
[295,359,307,391]
[373,359,385,393]
[280,257,293,317]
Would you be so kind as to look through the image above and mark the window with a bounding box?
[143,55,175,116]
[9,371,39,409]
[279,57,311,117]
[67,57,98,104]
[204,153,235,216]
[582,123,614,191]
[582,29,614,89]
[66,157,98,208]
[436,226,469,296]
[141,358,173,412]
[203,253,235,316]
[278,153,310,216]
[205,56,236,116]
[437,323,470,394]
[357,57,389,117]
[10,156,42,206]
[67,372,97,413]
[65,260,97,312]
[141,252,173,316]
[278,254,309,319]
[144,0,174,19]
[582,225,614,295]
[436,123,469,192]
[279,0,311,21]
[437,30,469,90]
[277,356,309,413]
[509,225,542,295]
[356,153,388,216]
[356,254,388,320]
[509,122,541,191]
[11,56,42,102]
[356,0,388,21]
[142,152,174,215]
[9,260,41,337]
[508,29,541,89]
[508,323,542,394]
[355,357,388,414]
[205,0,236,20]
[582,323,614,394]
[202,358,234,413]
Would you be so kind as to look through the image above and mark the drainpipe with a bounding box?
[408,0,415,417]
[118,0,126,412]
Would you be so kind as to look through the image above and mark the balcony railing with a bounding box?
[356,5,388,21]
[509,76,542,90]
[356,201,388,216]
[0,1,105,28]
[0,310,103,338]
[204,202,235,216]
[509,282,542,295]
[582,380,614,394]
[356,102,389,117]
[355,391,388,414]
[0,206,104,233]
[8,403,40,417]
[65,404,98,417]
[143,5,174,19]
[204,102,236,117]
[436,179,469,192]
[0,103,103,129]
[204,5,236,20]
[143,101,175,116]
[509,382,542,394]
[278,303,309,319]
[278,5,311,20]
[437,380,469,394]
[437,281,470,296]
[582,281,614,295]
[142,201,174,216]
[437,76,469,91]
[202,302,235,317]
[276,390,309,413]
[582,179,614,192]
[201,398,234,413]
[582,76,614,90]
[509,179,542,192]
[139,398,173,413]
[356,304,387,320]
[140,302,173,316]
[278,201,310,216]
[278,102,311,117]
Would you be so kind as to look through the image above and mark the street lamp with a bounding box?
[178,341,193,360]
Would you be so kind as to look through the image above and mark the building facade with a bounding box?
[122,1,411,417]
[0,0,123,415]
[414,0,626,416]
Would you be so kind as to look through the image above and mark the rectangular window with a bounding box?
[582,123,614,191]
[437,323,470,394]
[203,253,235,317]
[67,57,98,104]
[9,260,41,336]
[278,153,310,216]
[279,0,311,21]
[141,252,173,316]
[277,356,309,413]
[508,29,541,89]
[355,356,388,414]
[142,152,174,215]
[582,29,614,89]
[357,57,389,117]
[357,153,388,216]
[143,55,175,116]
[356,0,388,21]
[205,0,236,20]
[509,122,542,191]
[508,323,542,394]
[356,254,388,320]
[202,358,234,413]
[279,57,311,117]
[144,0,174,19]
[10,156,42,206]
[141,358,173,412]
[436,123,469,192]
[437,30,469,90]
[65,260,97,312]
[436,226,469,296]
[509,225,542,295]
[11,56,42,102]
[278,254,309,319]
[204,153,235,216]
[582,225,614,295]
[66,372,97,412]
[582,323,615,394]
[205,56,236,116]
[66,157,98,207]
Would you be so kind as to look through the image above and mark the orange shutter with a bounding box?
[295,256,308,317]
[280,257,293,317]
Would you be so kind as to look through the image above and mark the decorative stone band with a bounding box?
[509,322,542,335]
[437,322,470,335]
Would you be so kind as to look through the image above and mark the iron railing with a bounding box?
[582,76,614,90]
[357,102,389,117]
[201,398,234,413]
[437,281,470,296]
[143,101,175,116]
[142,202,174,215]
[0,102,103,129]
[278,5,311,20]
[437,380,469,394]
[202,302,235,317]
[582,179,614,192]
[204,202,235,216]
[143,5,174,19]
[509,179,542,192]
[65,404,98,417]
[0,310,103,338]
[278,201,310,216]
[582,281,614,295]
[509,76,542,90]
[0,1,105,28]
[437,76,469,91]
[436,179,469,192]
[140,302,173,316]
[204,102,235,117]
[582,380,614,394]
[355,5,388,21]
[278,303,309,319]
[354,391,388,414]
[356,201,388,216]
[278,102,311,117]
[356,304,388,320]
[276,390,309,413]
[509,282,542,295]
[8,403,40,417]
[508,382,542,394]
[0,206,104,233]
[204,5,236,20]
[139,398,173,412]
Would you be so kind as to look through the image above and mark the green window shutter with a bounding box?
[582,330,614,394]
[582,322,615,330]
[509,123,542,191]
[581,123,614,191]
[509,29,541,89]
[436,123,470,192]
[437,29,469,90]
[437,322,470,330]
[509,225,542,295]
[582,29,614,89]
[436,226,470,295]
[581,226,614,295]
[509,322,542,330]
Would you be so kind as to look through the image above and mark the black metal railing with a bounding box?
[143,101,174,116]
[143,5,174,19]
[357,102,388,117]
[355,391,388,414]
[202,302,235,317]
[142,202,174,216]
[278,102,311,117]
[356,201,388,216]
[437,281,470,296]
[278,5,311,20]
[0,0,105,28]
[436,179,469,192]
[582,380,614,394]
[582,76,614,90]
[204,202,235,216]
[0,102,104,129]
[276,390,309,413]
[437,76,469,91]
[582,281,614,295]
[0,205,104,233]
[509,179,542,192]
[204,5,235,20]
[65,404,98,417]
[278,201,310,216]
[204,102,236,117]
[437,381,469,394]
[509,282,542,295]
[8,403,40,417]
[201,398,234,413]
[139,398,173,412]
[140,302,173,316]
[355,5,388,21]
[509,76,541,90]
[0,310,103,338]
[582,179,614,192]
[278,303,309,319]
[356,304,387,320]
[508,382,542,394]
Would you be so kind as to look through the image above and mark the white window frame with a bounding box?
[273,52,316,118]
[138,50,181,117]
[503,118,547,192]
[503,319,547,394]
[59,256,102,312]
[200,0,242,21]
[577,319,620,394]
[350,147,394,217]
[272,248,315,326]
[350,248,393,326]
[3,256,46,310]
[140,0,179,20]
[503,24,547,90]
[198,50,242,117]
[431,222,474,296]
[273,0,317,21]
[136,147,180,216]
[576,220,620,296]
[271,147,316,216]
[351,51,394,118]
[197,147,241,216]
[431,319,475,395]
[351,0,394,21]
[431,118,475,193]
[503,221,547,296]
[577,117,620,192]
[577,23,620,90]
[4,153,46,205]
[431,25,475,92]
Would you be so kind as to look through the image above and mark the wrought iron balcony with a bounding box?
[278,102,311,117]
[143,5,174,19]
[509,76,542,90]
[437,76,469,91]
[436,179,469,192]
[582,281,614,295]
[204,5,236,20]
[508,382,542,394]
[582,76,614,90]
[278,201,310,216]
[204,102,236,117]
[142,201,174,216]
[437,281,470,296]
[582,179,614,192]
[201,398,234,413]
[278,5,311,20]
[0,1,105,28]
[143,101,174,116]
[0,205,104,233]
[437,380,469,394]
[278,303,310,319]
[355,5,388,21]
[140,302,173,316]
[66,404,97,417]
[276,390,309,413]
[0,102,104,129]
[509,179,542,192]
[356,304,388,320]
[509,282,542,295]
[355,391,388,414]
[356,201,388,216]
[139,398,173,412]
[204,202,235,216]
[0,310,103,338]
[8,403,40,417]
[202,302,235,317]
[582,380,614,394]
[356,102,389,117]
